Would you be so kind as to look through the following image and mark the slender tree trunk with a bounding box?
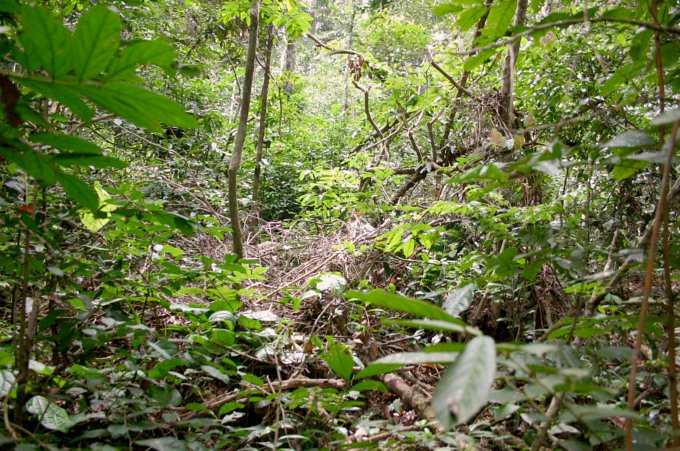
[283,35,297,95]
[342,0,356,116]
[227,0,260,259]
[251,24,274,222]
[500,0,528,130]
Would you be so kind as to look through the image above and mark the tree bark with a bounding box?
[251,24,274,223]
[500,0,528,130]
[227,0,260,258]
[342,0,356,116]
[283,34,297,95]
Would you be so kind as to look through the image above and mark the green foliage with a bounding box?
[1,0,679,448]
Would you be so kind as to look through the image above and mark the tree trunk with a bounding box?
[500,0,528,130]
[342,0,356,116]
[251,24,274,222]
[283,35,297,95]
[227,0,260,259]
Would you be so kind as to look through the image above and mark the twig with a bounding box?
[425,49,475,98]
[449,16,680,57]
[624,118,680,449]
[181,378,345,419]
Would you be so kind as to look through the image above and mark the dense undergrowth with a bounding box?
[1,0,679,449]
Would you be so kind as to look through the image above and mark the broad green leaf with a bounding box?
[391,319,481,336]
[355,363,403,379]
[20,7,71,77]
[18,79,93,121]
[242,373,265,386]
[563,403,639,422]
[72,6,121,81]
[373,352,459,365]
[0,369,15,397]
[627,151,668,164]
[457,5,489,31]
[487,247,519,278]
[402,238,416,257]
[432,335,496,428]
[482,0,517,40]
[612,161,646,181]
[464,48,497,71]
[56,172,99,211]
[107,40,176,81]
[602,130,654,148]
[79,182,117,232]
[322,343,354,380]
[76,83,197,133]
[629,29,653,60]
[148,386,183,407]
[443,283,476,317]
[148,358,185,379]
[433,4,459,16]
[0,0,19,13]
[601,60,645,96]
[651,108,680,125]
[135,437,188,451]
[346,289,459,323]
[350,380,387,392]
[201,365,230,383]
[29,133,101,154]
[1,145,57,185]
[26,395,75,433]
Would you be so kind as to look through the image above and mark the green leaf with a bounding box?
[346,289,459,323]
[19,7,71,77]
[602,130,654,148]
[107,40,176,80]
[374,352,460,365]
[457,5,489,31]
[443,283,476,317]
[390,318,481,336]
[433,3,460,16]
[322,343,354,380]
[26,396,75,433]
[148,386,183,407]
[29,133,101,154]
[0,370,15,397]
[201,365,230,383]
[612,161,647,181]
[482,0,517,40]
[0,145,58,185]
[402,238,416,257]
[56,172,99,211]
[135,437,188,451]
[434,0,484,16]
[463,48,497,71]
[79,182,117,232]
[18,79,93,121]
[72,6,121,81]
[148,358,185,379]
[350,380,387,392]
[432,335,496,428]
[651,108,680,125]
[355,363,403,379]
[0,0,19,13]
[75,83,197,133]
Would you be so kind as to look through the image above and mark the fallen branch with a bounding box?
[381,372,440,429]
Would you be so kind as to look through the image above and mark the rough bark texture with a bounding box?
[500,0,528,130]
[227,0,260,258]
[251,24,274,222]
